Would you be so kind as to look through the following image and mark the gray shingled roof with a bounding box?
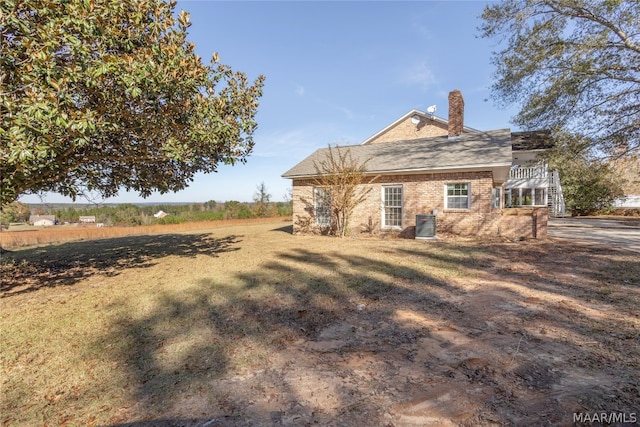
[282,128,513,178]
[511,130,554,151]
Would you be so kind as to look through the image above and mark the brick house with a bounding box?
[282,90,557,239]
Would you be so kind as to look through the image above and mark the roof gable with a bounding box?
[361,109,481,145]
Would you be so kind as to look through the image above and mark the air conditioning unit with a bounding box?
[415,214,436,239]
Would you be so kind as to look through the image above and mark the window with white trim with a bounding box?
[445,183,470,209]
[314,187,331,227]
[383,185,403,228]
[534,188,547,206]
[505,188,547,207]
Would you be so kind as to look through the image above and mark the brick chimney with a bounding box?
[448,89,464,138]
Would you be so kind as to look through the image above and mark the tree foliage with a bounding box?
[253,182,271,217]
[0,201,30,225]
[610,153,640,195]
[0,0,265,207]
[480,0,640,156]
[544,134,625,215]
[313,145,374,238]
[24,199,287,226]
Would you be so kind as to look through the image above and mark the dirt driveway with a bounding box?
[548,217,640,253]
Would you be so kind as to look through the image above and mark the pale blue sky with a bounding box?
[21,0,519,205]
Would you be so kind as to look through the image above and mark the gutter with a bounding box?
[282,162,513,180]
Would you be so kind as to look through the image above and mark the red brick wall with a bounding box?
[448,90,464,137]
[497,208,548,239]
[365,117,449,144]
[292,174,548,239]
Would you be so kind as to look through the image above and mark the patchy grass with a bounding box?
[1,220,639,426]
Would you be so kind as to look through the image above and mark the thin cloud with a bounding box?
[295,84,305,96]
[253,125,332,159]
[398,59,437,91]
[413,22,434,41]
[335,105,354,120]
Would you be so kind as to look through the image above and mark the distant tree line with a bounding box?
[43,201,291,227]
[1,187,292,228]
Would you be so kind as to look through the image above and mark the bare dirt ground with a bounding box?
[173,241,639,427]
[1,220,639,426]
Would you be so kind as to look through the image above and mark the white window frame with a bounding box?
[492,187,502,210]
[534,187,547,206]
[382,185,403,229]
[505,187,548,207]
[314,187,331,227]
[445,182,471,210]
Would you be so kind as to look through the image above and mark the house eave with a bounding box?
[367,163,512,176]
[513,148,552,154]
[283,162,512,181]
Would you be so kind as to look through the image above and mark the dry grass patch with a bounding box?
[0,217,288,250]
[1,219,639,426]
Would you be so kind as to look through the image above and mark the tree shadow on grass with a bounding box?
[270,224,293,234]
[428,241,640,308]
[108,420,227,427]
[95,246,467,426]
[0,233,241,297]
[99,240,640,426]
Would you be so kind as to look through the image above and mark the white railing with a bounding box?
[509,166,548,180]
[505,166,566,217]
[549,170,566,217]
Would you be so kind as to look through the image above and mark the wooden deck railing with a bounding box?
[509,166,548,180]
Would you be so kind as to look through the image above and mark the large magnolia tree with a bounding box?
[0,0,265,206]
[480,0,639,156]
